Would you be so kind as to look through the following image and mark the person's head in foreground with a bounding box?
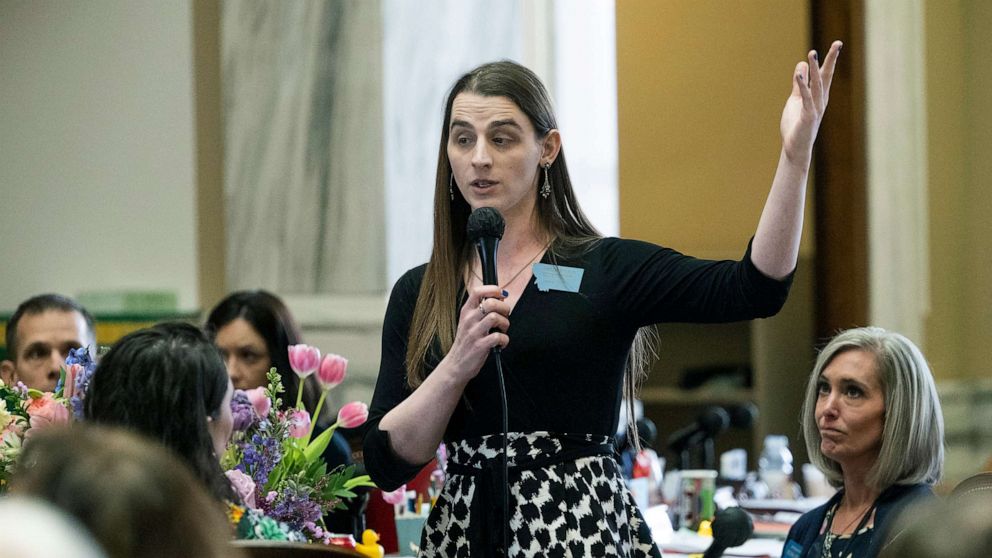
[879,487,992,558]
[11,425,240,558]
[0,496,107,558]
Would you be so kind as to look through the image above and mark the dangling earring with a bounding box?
[540,163,552,199]
[449,173,455,201]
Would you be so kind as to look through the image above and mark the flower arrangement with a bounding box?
[221,345,375,544]
[0,347,94,492]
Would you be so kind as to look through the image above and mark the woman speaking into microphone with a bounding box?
[364,42,842,557]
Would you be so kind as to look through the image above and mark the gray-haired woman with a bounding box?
[783,327,944,558]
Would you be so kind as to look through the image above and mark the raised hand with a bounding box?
[781,40,843,163]
[443,285,510,383]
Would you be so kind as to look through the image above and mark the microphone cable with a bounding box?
[466,206,511,557]
[494,346,510,557]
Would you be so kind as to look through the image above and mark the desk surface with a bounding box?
[660,534,784,557]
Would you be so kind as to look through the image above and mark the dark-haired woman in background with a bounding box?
[206,291,321,413]
[205,290,362,536]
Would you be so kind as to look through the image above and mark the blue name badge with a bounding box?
[782,540,805,558]
[532,263,583,293]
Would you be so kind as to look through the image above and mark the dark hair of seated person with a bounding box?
[84,321,236,503]
[12,425,241,558]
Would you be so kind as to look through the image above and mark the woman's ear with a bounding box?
[542,129,562,165]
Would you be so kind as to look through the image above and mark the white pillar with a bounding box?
[865,0,930,344]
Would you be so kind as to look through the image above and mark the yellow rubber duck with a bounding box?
[355,529,384,558]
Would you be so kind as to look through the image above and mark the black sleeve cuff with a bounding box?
[742,238,794,317]
[362,419,432,492]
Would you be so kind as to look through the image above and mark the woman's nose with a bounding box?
[471,142,492,167]
[820,393,840,418]
[225,356,242,381]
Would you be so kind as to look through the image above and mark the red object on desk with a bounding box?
[364,460,435,554]
[632,451,652,478]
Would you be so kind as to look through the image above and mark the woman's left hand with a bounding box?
[780,40,843,163]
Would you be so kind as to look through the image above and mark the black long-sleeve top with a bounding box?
[364,237,792,491]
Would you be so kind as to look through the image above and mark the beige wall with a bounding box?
[616,0,810,259]
[615,0,992,381]
[616,0,815,465]
[925,0,992,381]
[0,0,200,313]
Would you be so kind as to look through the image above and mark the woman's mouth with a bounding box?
[819,427,844,438]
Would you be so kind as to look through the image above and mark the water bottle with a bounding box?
[758,435,794,499]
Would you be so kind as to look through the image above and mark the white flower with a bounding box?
[1,429,22,463]
[0,400,12,432]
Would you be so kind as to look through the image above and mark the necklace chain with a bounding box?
[821,498,875,558]
[470,240,553,290]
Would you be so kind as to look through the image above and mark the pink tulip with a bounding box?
[288,344,321,378]
[63,363,83,399]
[317,354,348,390]
[244,387,271,418]
[336,401,368,429]
[381,484,407,505]
[287,409,311,438]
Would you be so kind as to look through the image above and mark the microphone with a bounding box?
[466,207,505,287]
[466,207,510,557]
[635,417,658,448]
[726,402,758,430]
[668,406,730,470]
[666,406,730,452]
[702,507,753,558]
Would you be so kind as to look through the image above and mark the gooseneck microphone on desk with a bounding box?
[702,507,754,558]
[466,207,509,557]
[667,406,730,470]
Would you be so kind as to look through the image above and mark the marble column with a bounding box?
[221,0,385,295]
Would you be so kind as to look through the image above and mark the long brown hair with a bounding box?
[405,60,654,446]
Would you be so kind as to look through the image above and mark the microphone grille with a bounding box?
[728,402,758,429]
[712,507,753,547]
[466,207,505,242]
[698,406,731,436]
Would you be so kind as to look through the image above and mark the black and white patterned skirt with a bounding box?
[418,432,661,557]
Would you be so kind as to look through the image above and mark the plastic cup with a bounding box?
[678,469,717,531]
[395,514,427,555]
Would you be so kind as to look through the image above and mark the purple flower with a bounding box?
[13,382,29,397]
[65,347,92,367]
[230,390,255,432]
[65,346,97,420]
[268,483,323,534]
[240,432,282,489]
